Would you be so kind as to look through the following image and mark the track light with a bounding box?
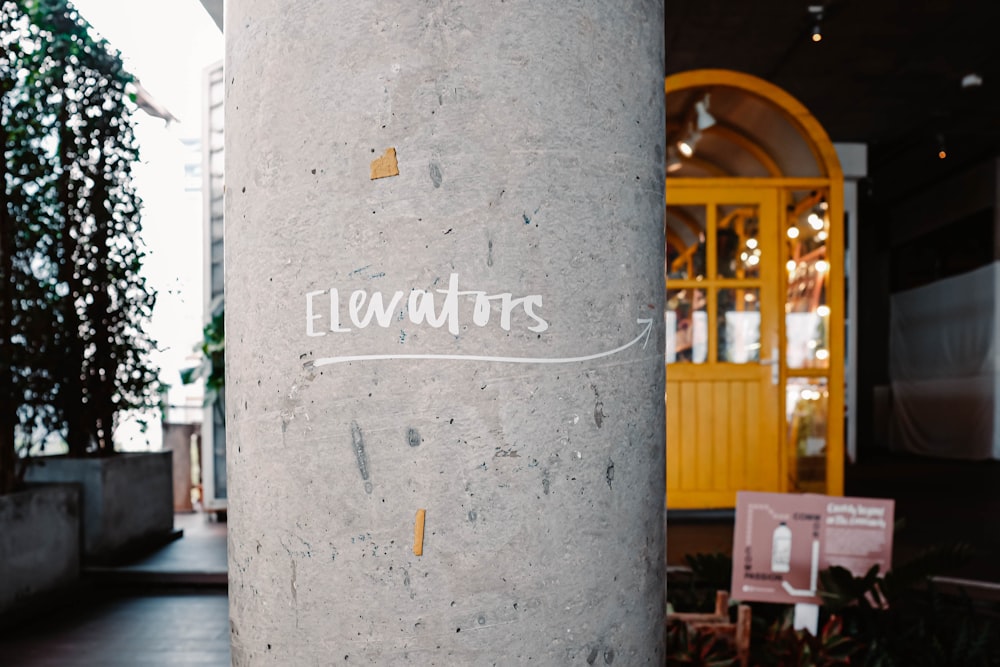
[694,94,715,131]
[673,94,714,160]
[677,130,698,158]
[809,5,824,42]
[961,73,983,89]
[666,146,683,173]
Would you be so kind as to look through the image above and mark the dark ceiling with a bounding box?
[666,0,1000,198]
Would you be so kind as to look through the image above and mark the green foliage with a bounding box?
[180,304,224,399]
[666,619,738,667]
[0,0,158,492]
[752,613,860,667]
[668,544,1000,666]
[667,552,735,613]
[818,543,999,666]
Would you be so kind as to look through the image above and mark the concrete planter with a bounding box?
[0,484,81,615]
[26,451,174,563]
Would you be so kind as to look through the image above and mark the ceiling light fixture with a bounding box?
[808,5,824,42]
[674,93,714,159]
[677,129,698,158]
[961,73,983,89]
[666,146,683,173]
[694,94,716,131]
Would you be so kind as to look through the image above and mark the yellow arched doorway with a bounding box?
[665,70,844,509]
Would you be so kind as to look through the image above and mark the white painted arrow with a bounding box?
[307,318,654,368]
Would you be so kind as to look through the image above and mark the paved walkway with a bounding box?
[86,512,228,586]
[0,512,230,667]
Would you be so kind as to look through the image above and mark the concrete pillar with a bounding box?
[226,2,666,664]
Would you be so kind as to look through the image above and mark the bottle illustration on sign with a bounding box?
[771,522,792,573]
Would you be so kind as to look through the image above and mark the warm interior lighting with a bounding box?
[816,305,831,317]
[677,137,695,158]
[746,238,758,250]
[815,259,830,273]
[938,149,947,160]
[817,230,828,241]
[786,259,797,272]
[666,146,683,172]
[807,212,824,230]
[787,226,800,239]
[809,6,824,43]
[815,348,830,361]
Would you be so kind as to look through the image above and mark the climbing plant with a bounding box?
[0,0,159,494]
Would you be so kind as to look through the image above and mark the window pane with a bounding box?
[666,288,707,364]
[717,204,761,280]
[786,378,828,493]
[666,205,706,280]
[786,191,830,369]
[717,288,760,363]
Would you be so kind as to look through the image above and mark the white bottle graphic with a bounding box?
[771,522,792,573]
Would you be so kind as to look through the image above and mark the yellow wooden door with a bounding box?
[665,186,781,509]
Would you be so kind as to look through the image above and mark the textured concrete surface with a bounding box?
[26,452,174,562]
[0,484,80,615]
[227,0,666,663]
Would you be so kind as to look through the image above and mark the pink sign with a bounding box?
[731,491,894,605]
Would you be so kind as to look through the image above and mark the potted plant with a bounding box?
[2,0,169,581]
[1,0,81,614]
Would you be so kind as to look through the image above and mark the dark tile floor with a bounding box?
[0,512,230,667]
[0,589,230,667]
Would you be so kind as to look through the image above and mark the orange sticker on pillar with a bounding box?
[370,147,399,180]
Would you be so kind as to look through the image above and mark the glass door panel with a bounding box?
[666,288,707,363]
[666,186,780,508]
[785,189,831,370]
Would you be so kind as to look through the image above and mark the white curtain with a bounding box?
[889,262,1000,459]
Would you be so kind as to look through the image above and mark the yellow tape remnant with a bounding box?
[413,508,426,556]
[370,147,399,180]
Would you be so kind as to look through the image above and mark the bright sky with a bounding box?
[71,0,223,125]
[69,0,224,448]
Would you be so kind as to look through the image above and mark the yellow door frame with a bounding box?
[665,70,845,505]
